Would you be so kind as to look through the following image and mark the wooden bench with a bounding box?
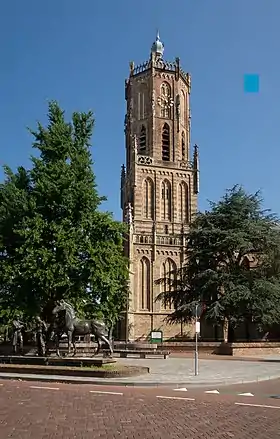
[103,349,170,359]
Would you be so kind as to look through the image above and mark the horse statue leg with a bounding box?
[99,334,113,357]
[72,333,77,357]
[94,337,102,357]
[55,332,61,357]
[67,330,73,356]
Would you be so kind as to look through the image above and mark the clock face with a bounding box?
[157,96,174,108]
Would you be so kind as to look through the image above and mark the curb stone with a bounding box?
[1,372,280,388]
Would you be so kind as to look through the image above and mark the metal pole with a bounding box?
[125,279,129,350]
[194,303,198,376]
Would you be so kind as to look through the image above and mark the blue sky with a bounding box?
[0,0,279,220]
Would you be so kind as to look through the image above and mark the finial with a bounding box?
[129,61,134,76]
[151,31,164,58]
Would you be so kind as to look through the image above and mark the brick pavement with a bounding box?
[114,357,280,385]
[1,380,280,438]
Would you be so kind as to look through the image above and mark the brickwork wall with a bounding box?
[216,342,280,356]
[130,313,194,341]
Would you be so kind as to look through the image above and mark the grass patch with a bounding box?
[80,364,122,371]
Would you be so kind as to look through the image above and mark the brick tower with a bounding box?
[120,34,199,341]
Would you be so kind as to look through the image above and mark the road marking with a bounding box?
[156,396,195,401]
[238,393,254,397]
[30,386,59,391]
[235,402,280,409]
[205,390,220,394]
[89,390,123,396]
[174,387,188,392]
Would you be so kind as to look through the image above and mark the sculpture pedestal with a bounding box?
[0,355,116,367]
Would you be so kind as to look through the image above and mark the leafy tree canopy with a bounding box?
[156,185,280,334]
[0,101,128,325]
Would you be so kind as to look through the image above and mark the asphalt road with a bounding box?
[1,379,280,438]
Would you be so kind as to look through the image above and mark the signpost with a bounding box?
[193,303,202,376]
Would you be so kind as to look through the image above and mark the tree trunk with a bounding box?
[223,318,229,342]
[228,324,235,342]
[245,319,250,341]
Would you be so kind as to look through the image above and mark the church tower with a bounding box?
[120,34,199,341]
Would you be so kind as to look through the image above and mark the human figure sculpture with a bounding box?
[12,314,24,355]
[35,316,47,356]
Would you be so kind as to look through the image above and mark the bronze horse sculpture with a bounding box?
[51,300,113,357]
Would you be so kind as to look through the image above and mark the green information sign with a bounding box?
[150,330,163,344]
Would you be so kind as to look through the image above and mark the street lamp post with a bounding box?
[193,302,201,376]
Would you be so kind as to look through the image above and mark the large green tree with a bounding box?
[0,166,32,321]
[0,102,128,324]
[156,185,280,341]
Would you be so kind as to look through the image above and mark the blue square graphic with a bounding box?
[244,74,259,93]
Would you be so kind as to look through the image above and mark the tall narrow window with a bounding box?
[161,180,171,221]
[139,257,150,310]
[161,258,177,310]
[143,178,154,219]
[181,90,185,124]
[178,182,189,223]
[182,131,186,161]
[138,88,145,119]
[160,82,171,118]
[162,123,170,161]
[139,125,146,153]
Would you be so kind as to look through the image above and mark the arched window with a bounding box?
[143,178,154,219]
[160,82,171,118]
[161,179,171,221]
[182,131,186,161]
[162,123,170,161]
[178,182,189,223]
[139,257,151,310]
[139,125,146,153]
[161,258,177,310]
